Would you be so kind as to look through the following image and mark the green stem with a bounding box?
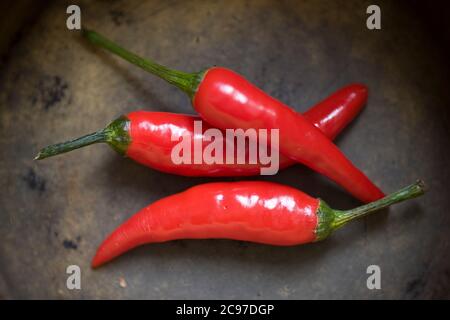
[81,28,204,98]
[35,116,131,160]
[35,131,107,160]
[332,180,426,230]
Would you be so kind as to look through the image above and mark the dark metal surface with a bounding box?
[1,0,449,299]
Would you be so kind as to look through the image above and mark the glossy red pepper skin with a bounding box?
[36,84,368,177]
[91,180,424,268]
[126,112,290,176]
[126,84,367,176]
[92,181,319,267]
[82,30,383,203]
[303,84,368,141]
[193,68,383,203]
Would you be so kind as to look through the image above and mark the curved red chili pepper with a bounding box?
[303,84,368,141]
[82,29,383,203]
[91,180,424,268]
[35,84,367,177]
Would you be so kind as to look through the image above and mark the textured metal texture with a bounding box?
[0,0,449,299]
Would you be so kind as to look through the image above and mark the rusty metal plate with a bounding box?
[0,0,449,299]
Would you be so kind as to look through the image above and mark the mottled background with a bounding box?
[0,0,449,299]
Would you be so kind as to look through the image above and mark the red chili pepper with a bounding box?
[35,84,367,177]
[303,84,367,141]
[91,180,424,268]
[82,30,383,203]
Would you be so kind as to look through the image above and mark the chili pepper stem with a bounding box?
[81,29,204,98]
[332,180,426,230]
[34,130,107,160]
[34,116,131,160]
